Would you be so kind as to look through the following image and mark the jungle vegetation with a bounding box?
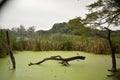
[0,20,120,58]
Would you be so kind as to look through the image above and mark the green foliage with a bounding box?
[0,29,16,57]
[11,34,120,54]
[111,37,120,53]
[0,17,120,58]
[65,17,95,36]
[36,22,70,35]
[0,29,8,57]
[0,28,120,57]
[86,0,120,27]
[11,25,35,38]
[49,23,67,34]
[87,0,103,10]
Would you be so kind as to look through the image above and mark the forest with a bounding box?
[0,19,120,57]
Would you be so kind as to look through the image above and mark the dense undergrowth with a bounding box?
[0,29,120,57]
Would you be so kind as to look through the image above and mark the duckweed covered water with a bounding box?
[0,51,120,80]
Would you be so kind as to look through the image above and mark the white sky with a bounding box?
[0,0,98,30]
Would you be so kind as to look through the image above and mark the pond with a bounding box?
[0,51,120,80]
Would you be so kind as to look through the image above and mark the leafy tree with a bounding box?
[36,30,49,35]
[65,17,92,36]
[49,23,67,34]
[11,27,19,36]
[86,0,120,72]
[11,25,27,37]
[27,26,35,37]
[18,25,26,36]
[36,22,69,35]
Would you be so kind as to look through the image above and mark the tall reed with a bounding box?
[12,34,120,54]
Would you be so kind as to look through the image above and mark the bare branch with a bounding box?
[28,55,85,66]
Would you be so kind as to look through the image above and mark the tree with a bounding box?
[85,0,120,72]
[65,17,92,36]
[49,22,67,34]
[6,30,16,69]
[27,26,35,37]
[11,27,19,36]
[18,25,26,36]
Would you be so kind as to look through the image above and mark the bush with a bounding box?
[11,34,120,54]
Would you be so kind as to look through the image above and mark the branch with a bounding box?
[106,12,120,28]
[28,55,85,66]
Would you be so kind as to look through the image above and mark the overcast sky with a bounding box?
[0,0,98,30]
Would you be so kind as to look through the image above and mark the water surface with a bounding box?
[0,51,120,80]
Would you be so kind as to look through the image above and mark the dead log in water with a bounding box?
[28,55,85,66]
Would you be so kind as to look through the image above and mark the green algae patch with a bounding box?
[0,51,120,80]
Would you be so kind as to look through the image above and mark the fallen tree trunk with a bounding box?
[28,55,85,66]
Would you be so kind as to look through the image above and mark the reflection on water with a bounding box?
[0,51,120,80]
[108,69,120,80]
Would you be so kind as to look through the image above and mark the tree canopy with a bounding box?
[65,17,91,35]
[85,0,120,29]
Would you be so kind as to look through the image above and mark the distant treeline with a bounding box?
[36,23,120,37]
[0,22,120,57]
[10,23,120,37]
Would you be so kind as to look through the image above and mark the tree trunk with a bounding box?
[106,28,117,72]
[6,30,16,69]
[28,55,85,66]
